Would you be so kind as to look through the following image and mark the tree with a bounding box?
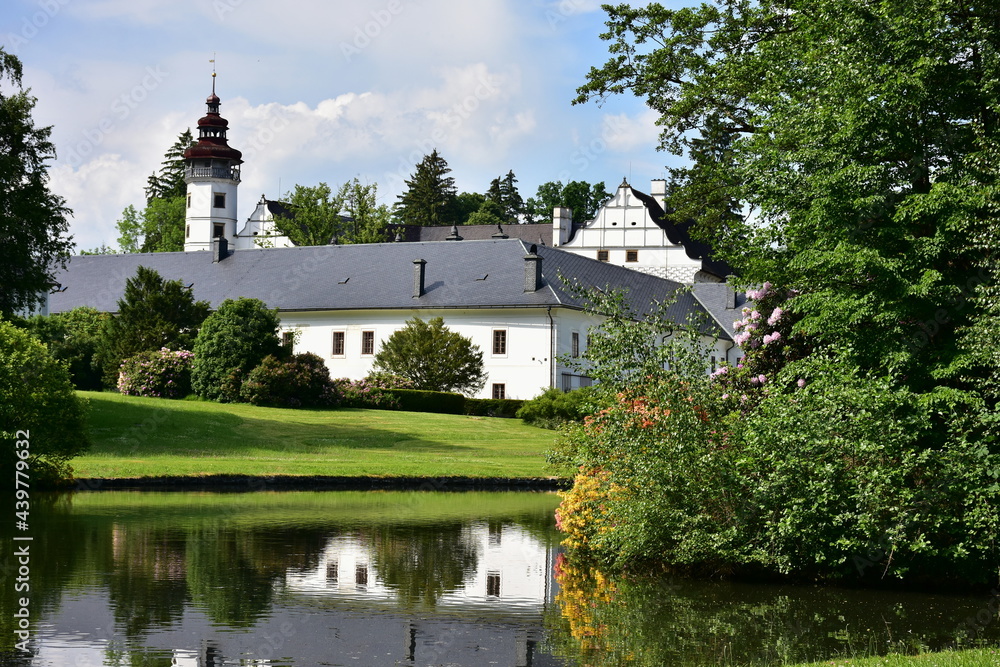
[373,317,485,395]
[524,180,610,224]
[485,170,524,223]
[272,182,350,246]
[144,129,192,203]
[114,130,191,253]
[449,191,487,225]
[23,306,110,390]
[465,199,506,227]
[342,178,393,244]
[0,319,90,485]
[191,297,282,401]
[574,1,1000,390]
[0,48,74,317]
[393,150,458,226]
[96,266,210,387]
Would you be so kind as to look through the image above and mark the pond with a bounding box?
[0,490,997,666]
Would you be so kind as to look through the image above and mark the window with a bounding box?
[361,330,375,355]
[185,224,190,239]
[626,249,639,263]
[282,331,295,350]
[597,249,609,262]
[571,332,580,358]
[492,383,506,399]
[331,331,345,356]
[186,193,191,208]
[492,329,507,355]
[213,192,226,209]
[355,564,368,587]
[486,571,501,597]
[213,223,224,238]
[561,373,573,392]
[326,561,338,583]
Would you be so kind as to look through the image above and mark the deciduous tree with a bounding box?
[373,317,485,395]
[524,180,609,224]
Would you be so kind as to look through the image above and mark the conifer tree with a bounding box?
[486,170,524,224]
[393,150,458,226]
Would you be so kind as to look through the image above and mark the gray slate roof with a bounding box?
[48,239,728,339]
[389,223,553,245]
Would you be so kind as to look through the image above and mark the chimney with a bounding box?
[725,279,736,309]
[212,236,229,263]
[650,179,667,209]
[445,225,463,241]
[413,258,426,298]
[552,207,572,246]
[524,245,542,292]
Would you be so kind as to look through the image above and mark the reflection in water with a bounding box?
[0,490,997,666]
[0,490,563,666]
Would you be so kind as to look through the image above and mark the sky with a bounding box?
[2,0,681,252]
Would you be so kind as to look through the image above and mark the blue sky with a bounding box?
[2,0,680,251]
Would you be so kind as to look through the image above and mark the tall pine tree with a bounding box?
[394,150,457,226]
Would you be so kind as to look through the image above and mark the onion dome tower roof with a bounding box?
[183,74,242,162]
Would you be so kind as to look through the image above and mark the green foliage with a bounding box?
[0,47,73,317]
[144,129,192,203]
[373,316,486,395]
[575,1,1000,391]
[240,352,338,407]
[383,388,467,415]
[116,348,193,399]
[464,397,525,419]
[191,297,281,401]
[0,319,90,485]
[273,178,393,246]
[485,169,524,223]
[449,191,486,224]
[393,149,458,226]
[137,195,186,252]
[465,199,506,227]
[23,306,109,390]
[524,180,610,224]
[273,181,350,246]
[516,386,596,429]
[96,266,209,388]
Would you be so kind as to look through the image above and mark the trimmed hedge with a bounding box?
[464,398,525,418]
[383,388,467,414]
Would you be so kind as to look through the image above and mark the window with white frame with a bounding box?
[492,329,507,356]
[492,383,506,399]
[361,330,375,356]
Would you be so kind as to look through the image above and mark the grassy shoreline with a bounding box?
[784,648,999,666]
[75,391,560,480]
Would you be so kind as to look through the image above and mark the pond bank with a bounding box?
[69,474,569,492]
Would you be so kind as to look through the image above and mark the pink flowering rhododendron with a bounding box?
[767,308,783,326]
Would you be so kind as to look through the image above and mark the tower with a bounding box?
[183,75,242,251]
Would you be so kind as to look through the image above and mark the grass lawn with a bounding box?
[75,391,560,479]
[785,648,1000,666]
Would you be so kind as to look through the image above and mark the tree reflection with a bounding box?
[370,523,479,607]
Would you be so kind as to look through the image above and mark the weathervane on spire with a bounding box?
[210,53,217,94]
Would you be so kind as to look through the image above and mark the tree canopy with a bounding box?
[373,317,485,395]
[0,48,73,316]
[393,150,458,226]
[575,0,1000,391]
[96,266,210,387]
[115,129,191,253]
[485,170,525,224]
[524,180,610,224]
[272,179,393,246]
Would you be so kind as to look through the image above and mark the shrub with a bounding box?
[117,348,194,399]
[383,388,466,414]
[0,319,91,486]
[23,306,109,390]
[240,353,339,408]
[334,377,402,410]
[517,386,596,428]
[464,397,525,418]
[373,316,485,395]
[191,298,282,401]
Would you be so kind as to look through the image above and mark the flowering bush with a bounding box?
[713,281,811,410]
[239,353,339,408]
[332,376,402,410]
[117,348,194,399]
